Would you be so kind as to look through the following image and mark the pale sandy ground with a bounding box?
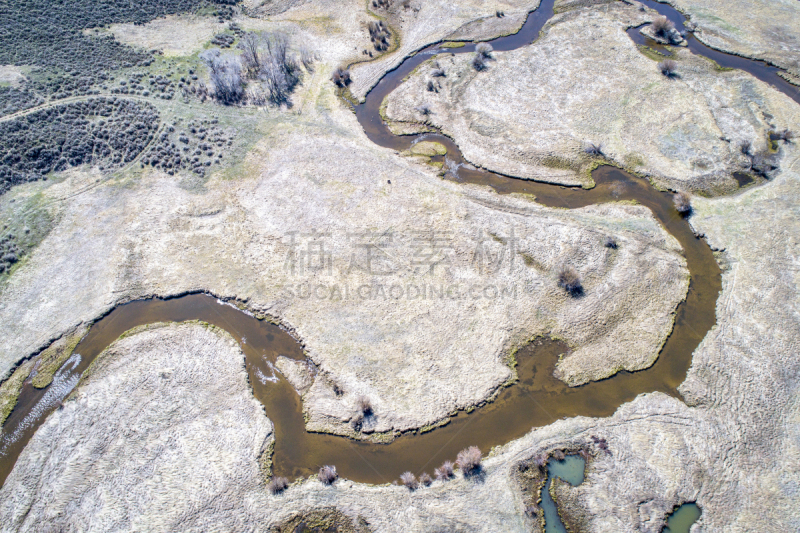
[0,66,26,88]
[667,0,800,76]
[103,15,225,57]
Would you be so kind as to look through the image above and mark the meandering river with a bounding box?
[2,8,796,529]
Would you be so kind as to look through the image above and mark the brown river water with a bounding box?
[4,0,799,496]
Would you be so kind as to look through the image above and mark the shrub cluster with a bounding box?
[109,71,180,100]
[0,87,44,117]
[211,33,236,48]
[368,20,392,52]
[740,139,780,178]
[331,68,352,88]
[0,234,21,274]
[0,98,159,194]
[142,117,233,177]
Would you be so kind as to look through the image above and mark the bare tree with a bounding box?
[204,52,244,105]
[238,32,262,75]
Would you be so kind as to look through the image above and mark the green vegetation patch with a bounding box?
[636,45,669,62]
[0,359,36,428]
[440,42,466,49]
[31,328,87,389]
[409,141,446,156]
[0,186,56,278]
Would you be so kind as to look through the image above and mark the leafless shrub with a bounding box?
[651,16,675,38]
[431,67,446,78]
[372,0,391,8]
[235,32,304,106]
[318,465,338,485]
[434,460,454,480]
[415,103,432,116]
[750,151,779,178]
[604,236,618,249]
[351,412,365,431]
[552,450,566,461]
[268,476,289,494]
[673,191,691,214]
[533,455,548,472]
[246,87,268,106]
[332,67,351,88]
[472,54,487,71]
[777,129,795,143]
[356,395,373,415]
[400,472,418,489]
[476,43,493,58]
[525,503,540,517]
[300,47,317,73]
[456,446,482,476]
[419,472,432,486]
[426,80,437,92]
[203,52,244,105]
[557,264,582,295]
[658,59,677,77]
[238,32,262,75]
[578,449,591,460]
[591,435,609,453]
[265,34,301,93]
[584,142,603,156]
[740,139,752,155]
[496,10,505,18]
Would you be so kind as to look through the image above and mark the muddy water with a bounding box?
[541,455,586,533]
[664,502,702,533]
[630,0,800,106]
[6,0,799,490]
